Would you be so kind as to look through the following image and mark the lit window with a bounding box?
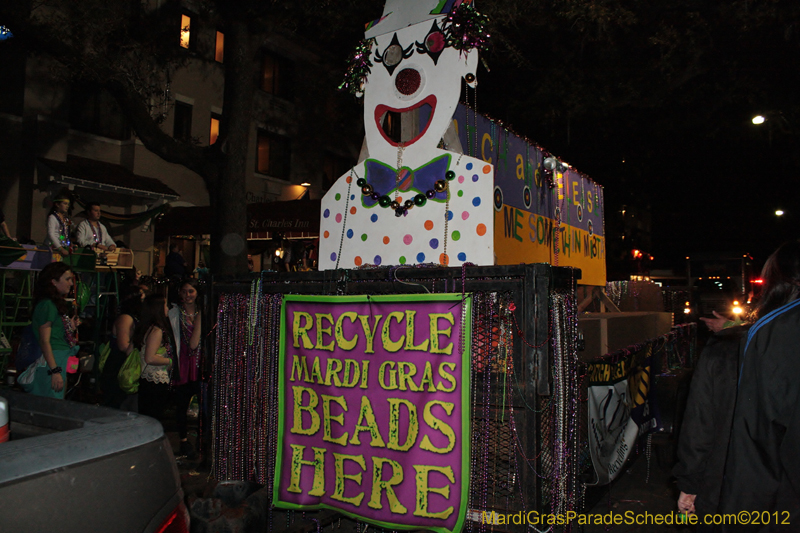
[256,130,291,179]
[209,114,220,145]
[173,102,193,141]
[180,14,191,49]
[215,31,224,63]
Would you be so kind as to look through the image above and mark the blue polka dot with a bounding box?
[323,209,330,218]
[466,162,473,170]
[374,255,382,265]
[416,252,426,262]
[430,238,439,249]
[371,213,378,222]
[446,210,454,221]
[472,174,479,182]
[330,252,337,261]
[347,229,354,239]
[351,194,356,200]
[458,252,467,261]
[472,197,481,207]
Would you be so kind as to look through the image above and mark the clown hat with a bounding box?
[365,0,472,38]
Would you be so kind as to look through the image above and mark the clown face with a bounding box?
[363,20,478,169]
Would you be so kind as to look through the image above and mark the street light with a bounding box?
[775,209,785,216]
[752,115,766,125]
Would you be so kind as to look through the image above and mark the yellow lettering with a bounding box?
[332,453,365,506]
[358,314,382,354]
[436,362,457,392]
[290,355,309,382]
[325,358,343,386]
[481,132,493,164]
[315,313,334,351]
[404,311,430,351]
[293,312,314,349]
[387,398,418,451]
[397,361,419,392]
[335,312,359,351]
[288,445,326,496]
[429,313,454,355]
[349,396,386,447]
[291,386,320,435]
[322,394,348,445]
[379,361,398,390]
[413,465,454,519]
[369,458,407,513]
[381,312,405,352]
[341,359,360,388]
[420,401,456,453]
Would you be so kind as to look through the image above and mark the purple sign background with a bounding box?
[273,294,471,533]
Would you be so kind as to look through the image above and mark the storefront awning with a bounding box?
[38,156,180,201]
[154,199,320,240]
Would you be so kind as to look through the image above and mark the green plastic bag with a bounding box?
[97,341,112,372]
[118,348,142,394]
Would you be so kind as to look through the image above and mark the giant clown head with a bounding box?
[362,0,480,168]
[318,0,494,270]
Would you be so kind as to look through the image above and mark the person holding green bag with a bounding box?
[132,294,174,421]
[100,284,143,410]
[20,262,79,399]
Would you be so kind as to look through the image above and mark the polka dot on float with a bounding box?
[323,230,330,238]
[429,238,439,249]
[458,175,464,183]
[446,211,454,221]
[354,256,362,266]
[335,213,342,223]
[361,234,368,241]
[350,206,357,215]
[374,255,382,265]
[350,195,356,201]
[330,252,337,261]
[335,193,341,201]
[466,162,473,170]
[472,197,481,207]
[399,256,407,264]
[458,252,467,261]
[416,252,426,262]
[347,229,354,239]
[472,174,479,182]
[424,220,434,231]
[439,253,449,265]
[346,176,352,183]
[403,234,413,245]
[477,223,487,236]
[371,213,378,222]
[323,209,330,218]
[383,236,390,244]
[452,230,461,241]
[462,211,469,220]
[457,190,463,197]
[483,165,491,174]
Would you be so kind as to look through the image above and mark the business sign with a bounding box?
[453,104,606,286]
[274,294,472,533]
[586,345,658,485]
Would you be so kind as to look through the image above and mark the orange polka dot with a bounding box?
[350,206,357,215]
[346,176,352,183]
[323,230,330,239]
[439,253,449,266]
[476,223,487,236]
[354,256,362,266]
[396,196,403,204]
[383,236,390,244]
[483,165,491,174]
[424,220,434,230]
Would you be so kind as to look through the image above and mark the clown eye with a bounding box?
[383,44,403,67]
[425,31,445,53]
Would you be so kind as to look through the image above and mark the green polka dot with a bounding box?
[335,193,341,201]
[452,230,461,241]
[457,190,464,197]
[361,234,368,241]
[399,256,407,264]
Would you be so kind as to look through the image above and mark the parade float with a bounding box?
[209,1,694,531]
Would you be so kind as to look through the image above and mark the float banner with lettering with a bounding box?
[273,294,472,533]
[586,344,658,485]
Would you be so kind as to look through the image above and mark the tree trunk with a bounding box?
[209,20,257,276]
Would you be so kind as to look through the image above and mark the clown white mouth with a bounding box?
[374,94,437,146]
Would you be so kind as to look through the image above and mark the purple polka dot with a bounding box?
[323,208,330,218]
[416,252,426,262]
[472,174,479,182]
[458,252,467,261]
[335,213,342,223]
[458,175,465,183]
[371,213,378,222]
[374,255,382,265]
[472,197,481,207]
[330,252,337,261]
[466,162,473,170]
[462,211,470,220]
[429,238,439,249]
[403,234,413,245]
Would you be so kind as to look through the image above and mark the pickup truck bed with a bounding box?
[0,390,187,533]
